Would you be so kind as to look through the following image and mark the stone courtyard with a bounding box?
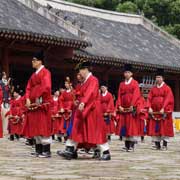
[0,133,180,180]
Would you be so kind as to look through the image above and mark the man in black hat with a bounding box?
[100,82,115,141]
[116,64,141,152]
[22,50,52,158]
[6,85,24,141]
[147,69,174,150]
[57,60,111,160]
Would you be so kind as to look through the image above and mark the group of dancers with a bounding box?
[0,50,174,161]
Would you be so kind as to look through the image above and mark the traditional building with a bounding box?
[0,0,180,111]
[0,0,90,90]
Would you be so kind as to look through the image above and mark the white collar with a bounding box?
[102,90,108,97]
[125,77,133,85]
[36,65,44,74]
[2,78,8,85]
[66,89,71,93]
[83,72,92,84]
[15,95,21,100]
[157,82,165,88]
[53,96,58,101]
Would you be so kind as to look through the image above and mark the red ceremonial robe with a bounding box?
[116,78,141,137]
[147,83,174,137]
[0,86,3,138]
[137,96,149,136]
[101,91,115,135]
[59,90,74,134]
[71,74,107,145]
[22,67,52,138]
[7,96,24,135]
[75,83,95,149]
[51,96,61,135]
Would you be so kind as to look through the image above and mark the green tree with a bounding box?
[66,0,119,10]
[169,0,180,24]
[66,0,96,6]
[116,1,138,14]
[164,24,180,39]
[66,0,180,39]
[94,0,120,10]
[143,0,173,26]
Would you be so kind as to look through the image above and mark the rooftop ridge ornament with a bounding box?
[17,0,88,41]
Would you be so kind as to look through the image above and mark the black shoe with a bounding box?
[39,144,51,158]
[26,138,34,146]
[31,144,43,157]
[57,137,62,142]
[57,150,65,157]
[125,141,130,151]
[9,135,14,141]
[141,136,145,143]
[129,141,135,152]
[52,135,55,140]
[163,140,167,147]
[162,140,168,151]
[107,135,111,141]
[100,154,111,161]
[152,141,161,150]
[57,146,77,160]
[15,134,20,140]
[99,151,111,161]
[92,149,101,159]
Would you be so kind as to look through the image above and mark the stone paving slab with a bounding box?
[0,134,180,180]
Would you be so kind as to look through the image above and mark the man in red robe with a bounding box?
[116,64,141,152]
[22,51,52,158]
[51,90,60,140]
[147,69,174,150]
[6,87,24,141]
[59,77,74,142]
[137,87,149,143]
[100,82,115,141]
[57,61,111,160]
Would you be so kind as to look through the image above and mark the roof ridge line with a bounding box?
[42,0,143,25]
[17,0,88,40]
[43,0,180,47]
[142,17,180,47]
[47,0,141,18]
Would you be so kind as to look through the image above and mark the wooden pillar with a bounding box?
[174,80,180,111]
[1,48,9,76]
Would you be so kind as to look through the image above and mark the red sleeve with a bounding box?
[116,83,122,107]
[0,86,3,104]
[81,78,98,106]
[35,70,51,98]
[147,89,153,108]
[163,85,174,111]
[131,80,141,106]
[20,96,26,114]
[107,93,115,112]
[69,92,74,110]
[25,78,32,99]
[7,100,14,116]
[50,98,56,115]
[58,93,64,109]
